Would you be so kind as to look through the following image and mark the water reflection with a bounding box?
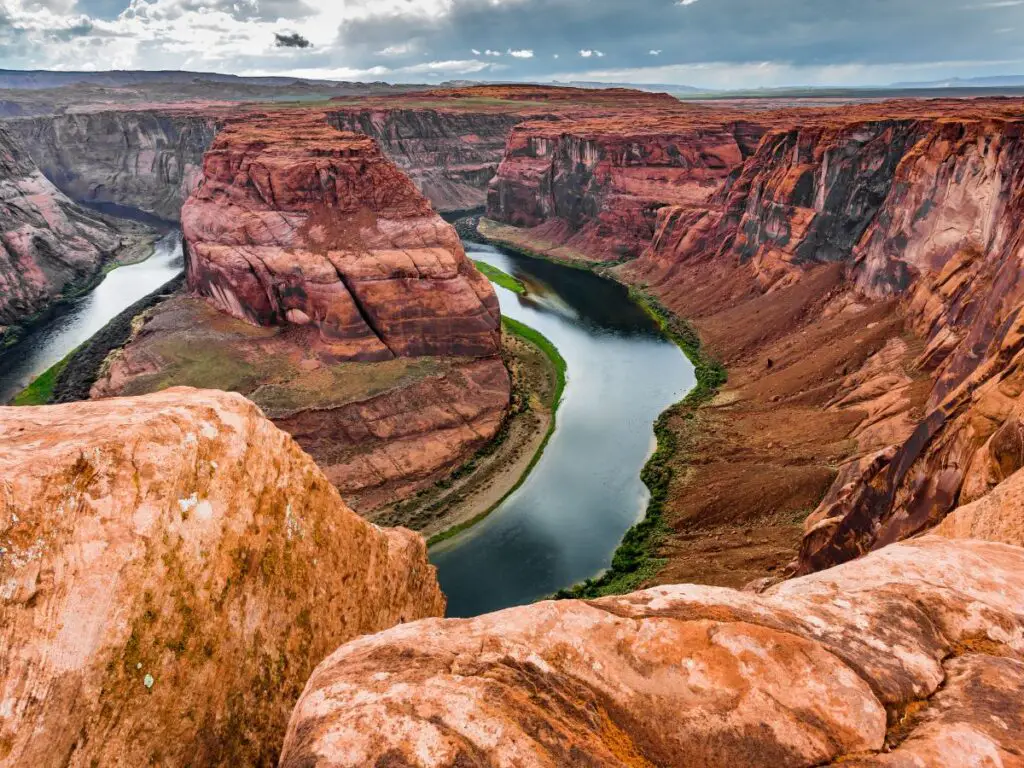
[432,242,695,617]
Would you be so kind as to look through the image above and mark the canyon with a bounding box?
[0,124,154,347]
[482,96,1024,585]
[3,80,1024,766]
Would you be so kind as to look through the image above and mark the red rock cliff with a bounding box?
[182,113,502,360]
[0,388,444,766]
[487,111,768,261]
[0,125,147,344]
[627,102,1024,573]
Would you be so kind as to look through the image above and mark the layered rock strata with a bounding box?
[0,125,147,345]
[487,113,768,261]
[182,113,502,360]
[280,535,1024,767]
[0,388,445,767]
[5,110,217,221]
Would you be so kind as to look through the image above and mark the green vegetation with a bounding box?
[428,316,567,547]
[473,259,527,294]
[555,289,726,599]
[12,348,77,406]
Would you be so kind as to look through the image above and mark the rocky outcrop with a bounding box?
[0,388,444,766]
[0,124,147,345]
[5,110,217,221]
[280,535,1024,767]
[487,113,768,261]
[182,113,502,360]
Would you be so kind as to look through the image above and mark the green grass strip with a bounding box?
[428,316,566,547]
[472,259,527,294]
[11,347,79,406]
[554,289,726,599]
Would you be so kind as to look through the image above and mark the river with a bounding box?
[432,242,694,617]
[0,231,184,404]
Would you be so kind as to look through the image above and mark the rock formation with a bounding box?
[0,124,148,346]
[0,388,444,766]
[182,113,502,360]
[487,111,768,261]
[5,110,217,222]
[330,85,696,214]
[329,107,526,212]
[280,534,1024,767]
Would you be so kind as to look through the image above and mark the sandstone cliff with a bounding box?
[487,112,768,261]
[0,124,147,345]
[0,388,445,766]
[329,107,526,212]
[182,113,502,360]
[280,534,1024,767]
[90,113,510,512]
[5,110,217,221]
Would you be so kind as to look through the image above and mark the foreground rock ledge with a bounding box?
[281,536,1024,767]
[0,388,445,766]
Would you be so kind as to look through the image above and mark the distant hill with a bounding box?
[0,69,383,90]
[890,75,1024,89]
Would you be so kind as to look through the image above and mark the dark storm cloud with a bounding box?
[275,31,311,48]
[336,0,1024,77]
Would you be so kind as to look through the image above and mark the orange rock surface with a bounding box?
[280,535,1024,767]
[0,388,444,766]
[182,113,502,360]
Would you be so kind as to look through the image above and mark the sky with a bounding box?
[2,0,1024,89]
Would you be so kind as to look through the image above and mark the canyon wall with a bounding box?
[5,110,218,221]
[487,113,768,261]
[328,108,527,212]
[0,388,444,766]
[486,99,1024,577]
[0,124,147,345]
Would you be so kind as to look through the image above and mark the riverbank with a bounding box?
[0,228,158,352]
[372,314,565,543]
[469,216,828,597]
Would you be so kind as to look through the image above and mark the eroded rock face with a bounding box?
[329,108,527,212]
[182,114,501,360]
[0,125,143,343]
[487,114,768,262]
[509,99,1024,575]
[6,110,217,222]
[280,536,1024,767]
[0,388,445,766]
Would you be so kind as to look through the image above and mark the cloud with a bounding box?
[275,31,310,48]
[3,0,1024,89]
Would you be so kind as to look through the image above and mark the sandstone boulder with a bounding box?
[0,388,445,766]
[280,536,1024,767]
